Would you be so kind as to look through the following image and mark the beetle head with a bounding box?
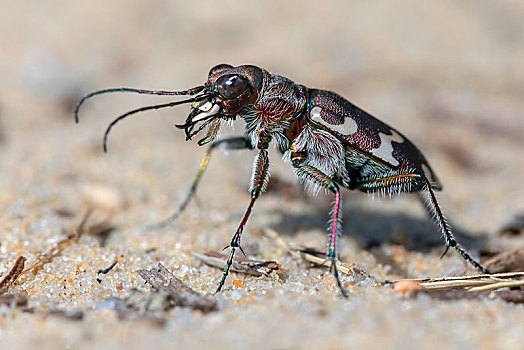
[176,64,265,144]
[204,64,265,116]
[75,64,266,151]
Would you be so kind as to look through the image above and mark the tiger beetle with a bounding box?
[75,64,490,297]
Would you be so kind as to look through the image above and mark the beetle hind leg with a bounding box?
[420,179,490,274]
[358,173,489,273]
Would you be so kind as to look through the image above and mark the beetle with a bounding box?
[75,64,490,297]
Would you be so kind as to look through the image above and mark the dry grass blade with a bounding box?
[192,251,283,276]
[138,263,217,313]
[392,273,524,304]
[21,209,115,275]
[397,272,524,291]
[263,228,355,275]
[292,247,354,275]
[0,256,27,293]
[22,210,92,275]
[22,233,78,274]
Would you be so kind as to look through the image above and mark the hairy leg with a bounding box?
[215,148,270,293]
[294,162,349,297]
[359,173,489,273]
[420,179,489,273]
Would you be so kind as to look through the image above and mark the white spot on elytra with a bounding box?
[309,106,358,136]
[371,130,404,166]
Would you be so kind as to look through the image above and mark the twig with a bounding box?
[394,272,524,292]
[0,256,27,293]
[138,263,217,313]
[263,228,355,275]
[294,248,354,275]
[96,254,123,283]
[192,251,283,276]
[483,247,524,273]
[21,209,93,275]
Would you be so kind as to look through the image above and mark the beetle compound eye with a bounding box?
[217,74,248,100]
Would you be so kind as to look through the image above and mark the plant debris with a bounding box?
[192,251,283,276]
[392,272,524,304]
[483,247,524,273]
[138,263,217,313]
[410,272,524,291]
[291,247,355,275]
[22,210,91,275]
[22,209,115,277]
[263,227,362,276]
[22,233,78,275]
[0,256,27,293]
[97,254,123,283]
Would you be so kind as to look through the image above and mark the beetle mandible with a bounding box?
[75,64,490,297]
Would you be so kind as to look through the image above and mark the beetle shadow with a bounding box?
[269,202,489,273]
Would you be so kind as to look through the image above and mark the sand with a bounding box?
[1,1,523,349]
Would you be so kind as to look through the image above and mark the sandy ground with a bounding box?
[1,1,524,349]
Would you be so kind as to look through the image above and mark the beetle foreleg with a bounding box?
[294,163,349,297]
[147,136,253,231]
[215,148,270,293]
[421,180,490,274]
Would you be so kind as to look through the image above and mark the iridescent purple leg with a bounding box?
[294,163,349,297]
[215,149,270,293]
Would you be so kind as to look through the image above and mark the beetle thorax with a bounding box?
[243,75,307,149]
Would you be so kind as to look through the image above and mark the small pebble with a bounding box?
[82,184,124,213]
[393,280,425,294]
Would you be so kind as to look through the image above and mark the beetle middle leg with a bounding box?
[358,173,489,273]
[293,157,349,297]
[147,136,253,231]
[215,148,270,293]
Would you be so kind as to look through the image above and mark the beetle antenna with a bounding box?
[75,86,205,123]
[103,95,208,153]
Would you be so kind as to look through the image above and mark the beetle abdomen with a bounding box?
[306,89,442,190]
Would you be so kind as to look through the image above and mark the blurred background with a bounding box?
[2,1,522,232]
[1,1,523,348]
